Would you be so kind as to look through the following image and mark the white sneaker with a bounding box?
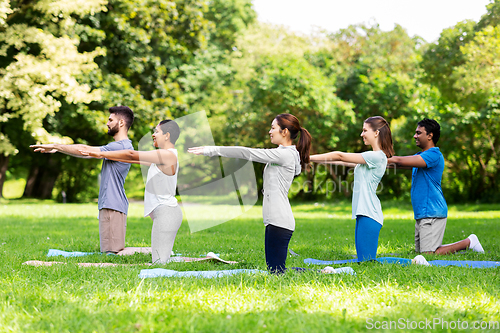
[468,234,485,253]
[321,266,335,273]
[206,252,219,258]
[413,255,430,266]
[321,266,356,275]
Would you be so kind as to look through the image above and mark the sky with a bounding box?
[252,0,492,42]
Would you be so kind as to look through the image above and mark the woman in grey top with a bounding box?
[188,113,312,274]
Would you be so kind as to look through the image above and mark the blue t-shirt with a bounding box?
[97,139,134,214]
[410,147,448,220]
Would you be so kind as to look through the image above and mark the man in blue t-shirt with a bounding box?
[31,106,134,254]
[388,119,484,254]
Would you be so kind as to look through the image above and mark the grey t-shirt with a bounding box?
[97,139,134,214]
[203,145,301,231]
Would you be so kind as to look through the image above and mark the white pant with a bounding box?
[150,204,183,264]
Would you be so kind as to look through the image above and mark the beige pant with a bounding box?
[415,217,447,253]
[99,209,127,253]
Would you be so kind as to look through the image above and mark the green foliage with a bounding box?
[0,0,11,26]
[0,132,16,156]
[421,20,476,103]
[2,0,500,202]
[331,24,423,140]
[0,0,107,199]
[0,0,104,154]
[244,55,350,149]
[178,46,236,117]
[453,26,500,104]
[421,0,500,201]
[2,0,257,201]
[204,0,256,50]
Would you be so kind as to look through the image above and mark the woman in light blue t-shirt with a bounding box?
[310,116,394,261]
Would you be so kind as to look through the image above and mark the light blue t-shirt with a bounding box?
[97,139,134,214]
[352,150,387,225]
[411,147,448,220]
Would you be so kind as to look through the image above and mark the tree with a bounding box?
[47,0,256,201]
[421,0,500,201]
[0,0,104,198]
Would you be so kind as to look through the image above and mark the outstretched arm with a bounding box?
[322,161,358,168]
[387,155,426,169]
[31,144,101,159]
[310,151,366,165]
[80,149,178,168]
[188,146,292,165]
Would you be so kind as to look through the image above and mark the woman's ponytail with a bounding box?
[275,113,312,170]
[297,127,312,169]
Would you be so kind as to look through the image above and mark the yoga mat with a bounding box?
[117,247,187,256]
[139,268,265,279]
[166,252,238,264]
[46,249,235,264]
[140,267,356,278]
[23,260,149,267]
[304,258,359,265]
[304,258,500,268]
[47,249,93,257]
[116,247,152,256]
[304,258,412,265]
[429,260,500,268]
[47,248,170,257]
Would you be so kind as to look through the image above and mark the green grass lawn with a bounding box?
[0,200,499,332]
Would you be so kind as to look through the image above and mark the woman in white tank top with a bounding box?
[81,120,182,264]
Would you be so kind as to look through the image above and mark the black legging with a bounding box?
[265,224,293,274]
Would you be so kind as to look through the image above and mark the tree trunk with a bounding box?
[0,154,9,198]
[23,165,39,197]
[23,155,61,199]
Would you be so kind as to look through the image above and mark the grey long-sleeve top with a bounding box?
[203,145,302,231]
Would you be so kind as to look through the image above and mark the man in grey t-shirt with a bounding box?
[31,106,135,253]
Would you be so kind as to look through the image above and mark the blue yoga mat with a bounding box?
[304,257,500,268]
[304,257,412,265]
[139,268,266,279]
[139,266,356,278]
[47,249,94,257]
[429,260,500,268]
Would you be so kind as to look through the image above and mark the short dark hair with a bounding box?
[159,119,180,144]
[109,106,134,130]
[418,118,440,144]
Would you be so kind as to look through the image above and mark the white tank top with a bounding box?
[143,148,179,217]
